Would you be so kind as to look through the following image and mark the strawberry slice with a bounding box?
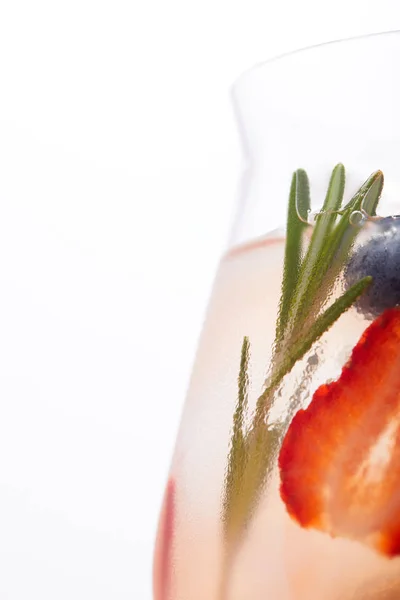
[279,308,400,557]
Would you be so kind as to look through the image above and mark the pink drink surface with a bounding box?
[154,236,400,600]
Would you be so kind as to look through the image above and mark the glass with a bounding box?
[153,32,400,600]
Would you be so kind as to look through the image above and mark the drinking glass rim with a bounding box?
[232,29,400,91]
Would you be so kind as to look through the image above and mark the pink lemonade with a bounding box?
[153,34,400,600]
[154,233,400,600]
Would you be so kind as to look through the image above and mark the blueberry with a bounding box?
[344,217,400,319]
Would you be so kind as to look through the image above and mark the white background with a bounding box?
[0,1,399,598]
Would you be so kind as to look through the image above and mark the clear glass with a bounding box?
[153,32,400,600]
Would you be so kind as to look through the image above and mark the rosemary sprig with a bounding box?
[285,164,346,335]
[298,170,384,329]
[255,275,372,424]
[223,337,250,539]
[223,165,383,550]
[276,169,310,344]
[223,275,373,536]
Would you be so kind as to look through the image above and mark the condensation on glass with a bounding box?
[154,32,400,600]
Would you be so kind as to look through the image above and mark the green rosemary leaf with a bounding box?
[288,164,345,330]
[324,171,384,277]
[276,169,310,344]
[339,170,383,216]
[234,336,250,438]
[227,421,280,539]
[296,171,384,331]
[321,163,346,212]
[331,171,383,247]
[223,337,250,537]
[292,276,372,366]
[256,276,372,423]
[360,170,384,216]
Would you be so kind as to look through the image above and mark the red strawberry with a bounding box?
[279,308,400,557]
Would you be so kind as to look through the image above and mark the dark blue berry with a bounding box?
[345,217,400,319]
